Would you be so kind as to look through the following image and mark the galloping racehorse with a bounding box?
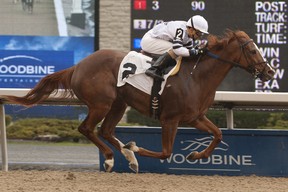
[3,30,275,173]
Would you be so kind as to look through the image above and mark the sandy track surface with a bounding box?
[1,170,288,192]
[2,142,288,191]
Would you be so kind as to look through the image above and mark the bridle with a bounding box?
[206,34,268,79]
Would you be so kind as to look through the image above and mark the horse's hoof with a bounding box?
[103,158,114,172]
[129,163,139,173]
[186,151,198,160]
[103,163,112,172]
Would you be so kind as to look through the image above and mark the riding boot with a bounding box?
[145,52,175,81]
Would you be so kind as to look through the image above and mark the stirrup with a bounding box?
[145,69,164,81]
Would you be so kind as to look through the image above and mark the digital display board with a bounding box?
[131,0,288,92]
[0,0,97,88]
[0,0,98,119]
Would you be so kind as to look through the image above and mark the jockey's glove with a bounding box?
[189,40,208,56]
[198,48,207,55]
[189,48,199,56]
[194,39,208,49]
[189,47,207,56]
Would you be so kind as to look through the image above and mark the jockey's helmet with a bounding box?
[187,15,209,34]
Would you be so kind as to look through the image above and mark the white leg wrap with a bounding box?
[114,137,139,172]
[114,137,138,160]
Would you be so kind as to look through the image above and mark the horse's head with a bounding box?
[232,31,275,82]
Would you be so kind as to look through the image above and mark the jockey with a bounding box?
[141,15,209,81]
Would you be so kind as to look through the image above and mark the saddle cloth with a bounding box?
[117,51,181,95]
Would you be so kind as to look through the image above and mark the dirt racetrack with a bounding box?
[0,170,288,192]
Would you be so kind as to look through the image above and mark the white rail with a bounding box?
[1,89,288,171]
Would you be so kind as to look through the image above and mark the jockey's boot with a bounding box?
[145,52,174,81]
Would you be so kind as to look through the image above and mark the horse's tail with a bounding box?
[3,67,75,107]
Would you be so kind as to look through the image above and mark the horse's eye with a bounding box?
[250,50,257,55]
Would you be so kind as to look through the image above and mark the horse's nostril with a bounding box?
[268,70,275,76]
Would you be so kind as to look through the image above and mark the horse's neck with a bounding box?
[182,56,233,92]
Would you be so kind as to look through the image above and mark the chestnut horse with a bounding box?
[3,30,274,173]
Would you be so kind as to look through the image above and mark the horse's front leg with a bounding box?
[186,115,222,160]
[124,121,178,159]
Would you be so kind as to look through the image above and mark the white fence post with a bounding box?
[0,104,8,171]
[226,108,234,129]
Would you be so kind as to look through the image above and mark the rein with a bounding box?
[206,38,254,69]
[206,51,243,69]
[205,38,266,78]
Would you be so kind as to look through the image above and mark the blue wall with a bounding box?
[5,105,87,120]
[100,127,288,177]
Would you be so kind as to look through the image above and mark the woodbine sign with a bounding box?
[102,127,288,177]
[0,50,73,88]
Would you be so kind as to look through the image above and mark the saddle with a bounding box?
[141,50,181,76]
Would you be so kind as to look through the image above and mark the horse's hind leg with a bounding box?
[98,98,139,173]
[78,107,115,172]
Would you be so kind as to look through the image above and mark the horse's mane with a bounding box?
[182,29,249,62]
[207,29,249,51]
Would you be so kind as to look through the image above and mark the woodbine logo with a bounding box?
[0,55,55,76]
[160,136,255,170]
